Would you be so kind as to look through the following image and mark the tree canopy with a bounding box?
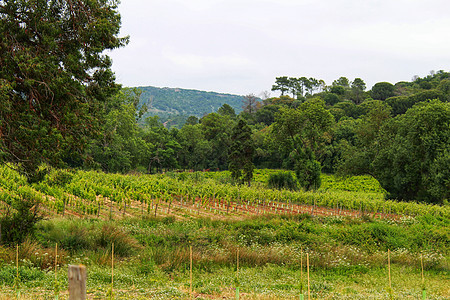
[0,0,128,180]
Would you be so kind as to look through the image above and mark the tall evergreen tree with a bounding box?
[228,119,255,186]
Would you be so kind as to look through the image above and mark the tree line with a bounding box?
[0,0,448,204]
[77,72,450,204]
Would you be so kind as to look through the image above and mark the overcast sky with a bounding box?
[108,0,450,96]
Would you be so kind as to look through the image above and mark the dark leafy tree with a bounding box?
[297,77,312,98]
[178,124,210,171]
[288,77,302,98]
[200,113,233,169]
[87,89,146,173]
[141,116,181,173]
[271,98,334,190]
[217,103,236,118]
[294,148,321,191]
[371,82,395,100]
[267,171,297,190]
[350,78,367,104]
[323,93,341,106]
[332,77,350,88]
[0,0,128,181]
[329,85,346,96]
[372,100,449,203]
[255,104,280,125]
[185,116,199,125]
[385,90,445,116]
[228,119,255,186]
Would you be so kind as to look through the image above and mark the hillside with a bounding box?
[136,86,245,120]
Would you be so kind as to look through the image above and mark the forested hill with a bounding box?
[136,86,244,119]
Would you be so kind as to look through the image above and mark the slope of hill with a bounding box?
[136,86,245,119]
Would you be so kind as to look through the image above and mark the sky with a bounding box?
[108,0,450,96]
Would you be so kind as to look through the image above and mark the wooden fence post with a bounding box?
[307,253,310,300]
[190,245,193,300]
[68,265,86,300]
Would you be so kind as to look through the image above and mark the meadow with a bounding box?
[0,166,448,299]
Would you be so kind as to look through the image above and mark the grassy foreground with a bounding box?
[0,214,448,299]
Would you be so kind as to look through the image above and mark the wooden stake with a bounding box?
[236,248,240,300]
[307,253,310,300]
[388,249,392,295]
[16,244,19,278]
[300,247,303,294]
[109,200,113,221]
[421,254,424,285]
[388,249,391,287]
[190,245,193,300]
[237,248,240,280]
[55,243,58,298]
[111,243,114,300]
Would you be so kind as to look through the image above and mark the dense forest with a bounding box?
[39,73,450,204]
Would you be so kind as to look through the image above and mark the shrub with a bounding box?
[0,193,42,245]
[96,223,141,256]
[35,219,94,251]
[267,171,297,190]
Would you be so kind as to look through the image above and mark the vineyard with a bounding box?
[0,166,448,222]
[0,166,449,299]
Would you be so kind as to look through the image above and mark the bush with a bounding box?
[267,171,297,190]
[295,158,321,191]
[35,219,94,251]
[96,223,141,256]
[35,219,140,256]
[0,193,42,245]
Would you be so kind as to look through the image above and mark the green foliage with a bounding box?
[294,150,322,191]
[267,171,298,190]
[350,78,367,105]
[320,174,386,194]
[385,89,445,116]
[229,119,255,185]
[371,82,395,100]
[0,0,128,179]
[332,77,350,88]
[45,168,74,187]
[178,125,211,170]
[323,92,341,106]
[217,103,237,118]
[35,219,140,256]
[199,113,234,170]
[0,189,42,245]
[373,100,450,203]
[255,104,280,125]
[87,88,148,173]
[271,98,334,190]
